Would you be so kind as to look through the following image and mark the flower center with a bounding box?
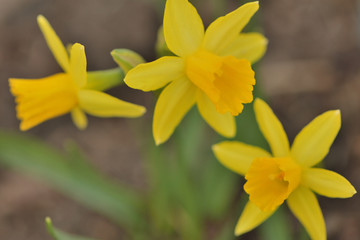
[244,157,301,212]
[185,50,255,115]
[9,73,78,130]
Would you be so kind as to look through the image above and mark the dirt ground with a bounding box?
[0,0,359,239]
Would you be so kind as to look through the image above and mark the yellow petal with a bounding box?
[302,168,356,198]
[219,33,268,64]
[18,95,74,131]
[70,43,87,88]
[254,98,290,157]
[291,110,341,167]
[202,2,259,55]
[235,201,275,236]
[212,141,271,176]
[9,74,77,131]
[125,57,184,91]
[78,89,146,118]
[37,15,70,72]
[153,77,196,145]
[287,186,326,240]
[163,0,204,57]
[18,103,72,131]
[71,107,88,130]
[196,91,236,138]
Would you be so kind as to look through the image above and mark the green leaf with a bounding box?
[177,109,238,220]
[45,217,96,240]
[259,206,292,240]
[199,155,238,219]
[0,131,145,232]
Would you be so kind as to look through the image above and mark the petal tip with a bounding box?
[37,15,49,30]
[234,224,246,236]
[72,42,85,50]
[334,109,341,115]
[154,129,165,146]
[211,143,222,156]
[211,143,219,151]
[264,37,269,45]
[349,185,357,197]
[352,190,357,196]
[19,123,30,131]
[154,137,163,146]
[327,109,341,118]
[326,109,342,128]
[37,14,46,24]
[77,126,87,131]
[254,98,265,108]
[246,1,260,9]
[138,106,147,116]
[123,68,137,88]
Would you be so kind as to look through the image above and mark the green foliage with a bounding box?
[138,108,240,240]
[45,217,96,240]
[0,131,145,234]
[259,206,292,240]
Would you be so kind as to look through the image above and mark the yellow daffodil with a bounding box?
[9,15,145,131]
[125,0,267,145]
[213,98,356,240]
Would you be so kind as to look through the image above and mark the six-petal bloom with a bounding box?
[124,0,267,145]
[213,98,356,240]
[9,15,146,131]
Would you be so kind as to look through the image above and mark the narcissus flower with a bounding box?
[125,0,267,145]
[213,98,356,240]
[9,15,145,131]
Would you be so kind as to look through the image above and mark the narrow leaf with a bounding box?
[45,217,96,240]
[0,131,145,231]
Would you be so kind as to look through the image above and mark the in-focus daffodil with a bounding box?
[213,98,356,240]
[213,99,356,240]
[9,15,145,131]
[125,0,267,145]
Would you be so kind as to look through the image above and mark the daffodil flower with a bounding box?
[9,15,146,131]
[213,98,356,240]
[125,0,267,145]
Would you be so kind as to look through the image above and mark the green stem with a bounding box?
[86,68,125,91]
[172,109,206,240]
[129,115,175,238]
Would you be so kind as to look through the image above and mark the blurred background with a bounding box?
[0,0,359,239]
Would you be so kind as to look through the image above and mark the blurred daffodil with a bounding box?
[125,0,267,145]
[213,98,356,240]
[9,15,145,131]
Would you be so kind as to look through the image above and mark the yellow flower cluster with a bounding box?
[7,1,356,240]
[125,0,266,145]
[9,16,145,131]
[213,99,356,240]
